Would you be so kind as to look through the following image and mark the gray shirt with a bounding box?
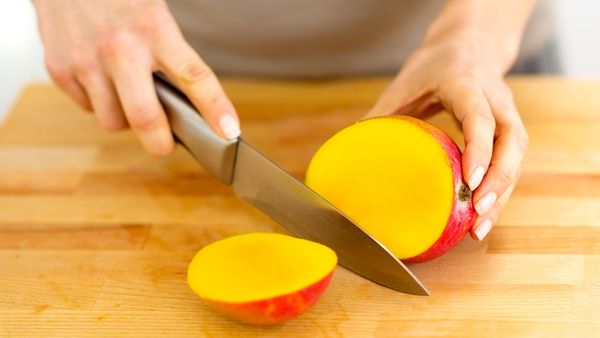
[167,0,555,77]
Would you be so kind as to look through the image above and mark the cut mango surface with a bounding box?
[187,233,337,303]
[306,116,454,259]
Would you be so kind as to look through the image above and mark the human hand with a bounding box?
[32,0,240,156]
[366,29,529,241]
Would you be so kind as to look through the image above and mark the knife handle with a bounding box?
[154,75,238,185]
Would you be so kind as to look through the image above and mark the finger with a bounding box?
[153,34,240,139]
[474,124,527,215]
[107,54,174,157]
[472,86,528,216]
[471,181,516,241]
[77,71,128,131]
[45,60,92,111]
[438,81,495,192]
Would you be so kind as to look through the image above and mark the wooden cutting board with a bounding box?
[1,77,599,337]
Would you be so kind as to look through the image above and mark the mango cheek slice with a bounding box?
[187,233,337,325]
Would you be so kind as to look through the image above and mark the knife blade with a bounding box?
[154,75,429,295]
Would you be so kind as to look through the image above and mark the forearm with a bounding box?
[424,0,536,73]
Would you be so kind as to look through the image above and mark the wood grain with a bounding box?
[0,77,599,337]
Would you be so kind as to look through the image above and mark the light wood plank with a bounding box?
[1,77,599,337]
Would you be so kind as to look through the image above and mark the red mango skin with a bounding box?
[204,271,334,325]
[399,117,477,263]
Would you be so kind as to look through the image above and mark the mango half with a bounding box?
[306,116,476,262]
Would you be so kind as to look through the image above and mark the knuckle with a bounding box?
[516,130,530,153]
[445,74,480,92]
[45,58,72,85]
[176,60,213,85]
[495,168,514,189]
[474,141,493,157]
[504,125,529,154]
[441,48,476,74]
[473,110,496,128]
[463,109,496,131]
[483,206,502,224]
[71,57,100,81]
[515,169,524,182]
[99,30,132,60]
[441,77,468,94]
[127,105,161,131]
[137,5,175,37]
[442,78,492,118]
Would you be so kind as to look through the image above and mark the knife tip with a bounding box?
[415,287,431,296]
[402,279,430,296]
[382,278,430,296]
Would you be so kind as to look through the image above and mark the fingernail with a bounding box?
[219,115,241,139]
[474,219,493,241]
[475,192,497,215]
[468,166,485,191]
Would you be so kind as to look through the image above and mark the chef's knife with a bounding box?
[154,75,429,296]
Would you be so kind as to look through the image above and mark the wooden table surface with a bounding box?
[0,77,599,337]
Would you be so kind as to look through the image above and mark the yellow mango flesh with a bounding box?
[187,233,337,303]
[306,117,454,259]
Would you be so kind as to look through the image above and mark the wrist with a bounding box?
[422,26,520,75]
[423,0,535,75]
